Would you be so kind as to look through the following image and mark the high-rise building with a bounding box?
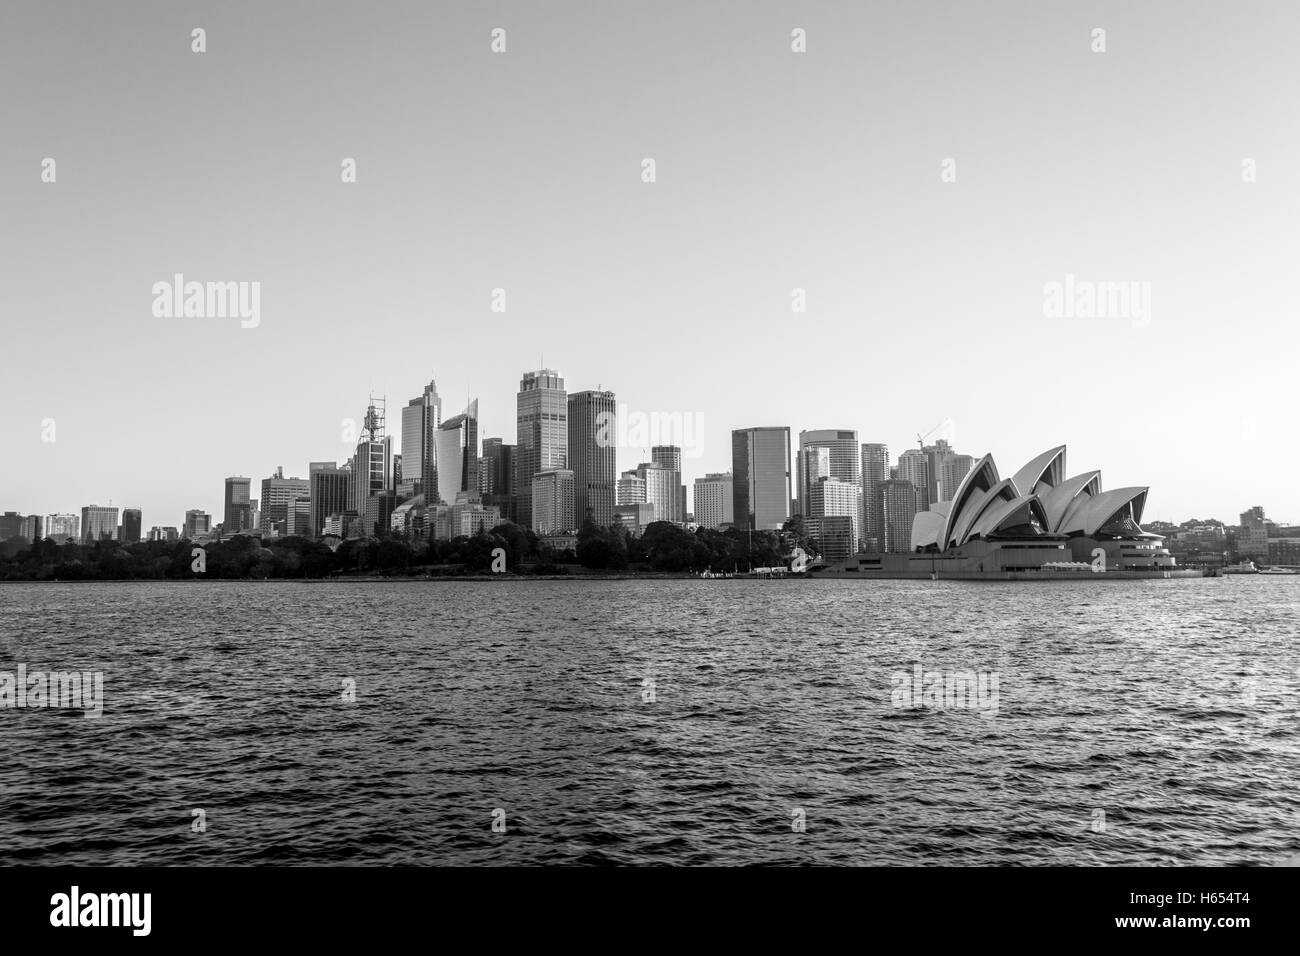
[434,399,479,506]
[81,505,119,543]
[860,443,890,553]
[480,438,515,523]
[693,472,734,529]
[617,471,646,505]
[402,380,442,499]
[637,461,679,523]
[515,369,567,530]
[0,512,23,541]
[531,469,575,535]
[897,450,931,512]
[1239,506,1269,558]
[351,399,394,518]
[651,445,686,522]
[260,466,311,536]
[877,479,919,553]
[569,390,617,528]
[310,462,351,538]
[732,427,792,531]
[807,476,861,556]
[183,510,211,539]
[43,514,79,542]
[942,454,975,502]
[19,514,42,542]
[148,526,179,542]
[288,498,313,537]
[121,508,142,544]
[223,477,253,534]
[797,430,860,515]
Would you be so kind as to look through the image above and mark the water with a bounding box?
[1,577,1297,866]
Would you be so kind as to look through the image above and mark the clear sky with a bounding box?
[2,1,1297,528]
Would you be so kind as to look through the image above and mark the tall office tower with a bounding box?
[860,444,890,553]
[288,498,313,537]
[942,454,975,502]
[223,477,253,534]
[19,514,42,542]
[480,438,515,523]
[121,508,142,544]
[650,445,686,522]
[310,462,351,537]
[693,472,734,529]
[434,399,480,506]
[636,461,679,523]
[897,449,931,512]
[351,399,394,515]
[80,505,119,543]
[806,477,861,558]
[260,466,311,536]
[402,379,442,499]
[617,471,646,505]
[877,479,920,553]
[570,391,617,528]
[797,430,860,516]
[0,512,23,540]
[183,509,211,539]
[44,514,80,542]
[731,427,792,531]
[531,469,575,534]
[921,439,953,505]
[515,369,567,530]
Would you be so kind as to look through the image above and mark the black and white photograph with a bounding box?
[0,0,1293,941]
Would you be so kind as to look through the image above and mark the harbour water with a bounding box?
[1,577,1297,866]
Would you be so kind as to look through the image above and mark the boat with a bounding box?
[1258,566,1298,575]
[1223,561,1259,574]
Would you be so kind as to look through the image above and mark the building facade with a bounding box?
[515,369,567,531]
[569,390,617,529]
[732,427,792,531]
[693,472,734,529]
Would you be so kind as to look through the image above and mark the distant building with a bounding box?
[403,379,442,499]
[223,477,253,534]
[896,450,931,512]
[20,514,42,542]
[310,462,351,538]
[515,369,567,530]
[0,512,24,541]
[531,469,575,535]
[797,430,860,518]
[434,400,479,506]
[693,472,734,529]
[613,503,656,537]
[148,526,179,542]
[877,479,919,553]
[860,443,890,552]
[732,427,792,531]
[570,390,617,528]
[362,491,399,538]
[121,508,143,544]
[43,513,79,542]
[616,471,646,505]
[81,505,119,543]
[942,454,975,502]
[637,461,679,523]
[1239,506,1269,558]
[288,498,313,537]
[807,515,856,564]
[183,510,211,539]
[260,467,310,536]
[480,438,515,523]
[807,476,861,555]
[651,445,686,523]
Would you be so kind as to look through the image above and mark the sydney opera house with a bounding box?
[818,446,1202,579]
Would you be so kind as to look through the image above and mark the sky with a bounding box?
[2,0,1297,528]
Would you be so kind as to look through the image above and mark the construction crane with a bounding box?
[916,418,952,450]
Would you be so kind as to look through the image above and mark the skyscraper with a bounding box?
[694,472,734,529]
[310,462,351,538]
[183,509,211,539]
[260,466,311,536]
[806,477,861,557]
[636,461,679,523]
[797,430,860,515]
[0,512,24,541]
[569,390,617,528]
[480,438,515,523]
[43,514,79,542]
[531,469,575,534]
[942,454,975,502]
[617,471,647,505]
[651,445,686,522]
[121,508,142,544]
[434,399,480,506]
[351,399,393,517]
[732,427,792,531]
[878,479,920,553]
[80,505,118,543]
[515,369,567,530]
[897,450,931,512]
[860,443,890,552]
[223,477,253,534]
[402,379,441,499]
